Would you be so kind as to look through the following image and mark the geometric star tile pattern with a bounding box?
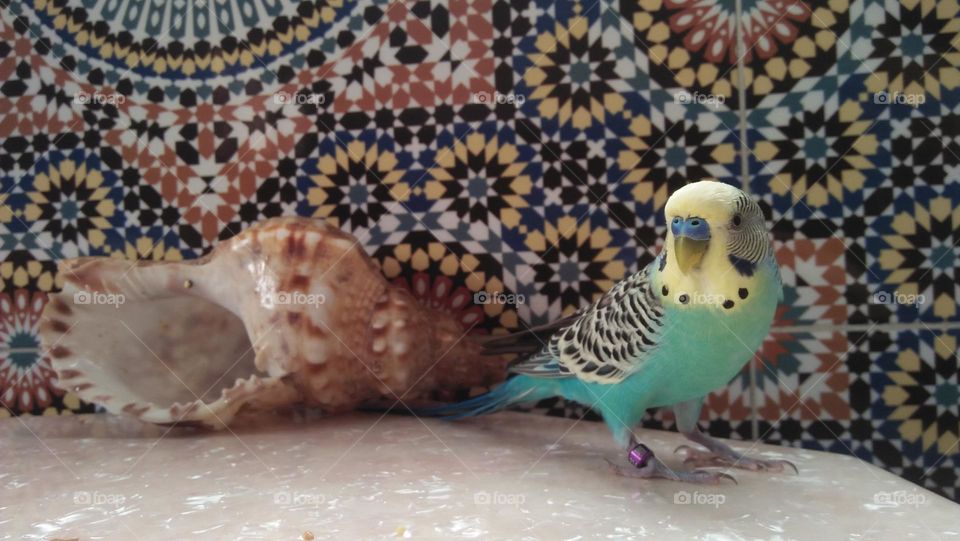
[755,328,960,502]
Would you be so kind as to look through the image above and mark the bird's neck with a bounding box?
[655,254,777,312]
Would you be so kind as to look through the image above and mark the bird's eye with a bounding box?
[732,214,742,227]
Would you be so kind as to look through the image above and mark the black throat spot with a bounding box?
[729,255,756,277]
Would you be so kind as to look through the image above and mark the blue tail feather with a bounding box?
[414,377,544,420]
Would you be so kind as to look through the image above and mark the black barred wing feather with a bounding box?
[481,313,581,357]
[505,267,665,384]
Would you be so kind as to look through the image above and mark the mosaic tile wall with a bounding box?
[0,0,957,500]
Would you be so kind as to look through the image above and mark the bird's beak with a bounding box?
[674,236,709,274]
[671,216,711,274]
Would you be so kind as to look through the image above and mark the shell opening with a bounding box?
[106,295,257,405]
[51,293,259,412]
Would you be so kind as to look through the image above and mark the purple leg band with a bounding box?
[628,443,653,468]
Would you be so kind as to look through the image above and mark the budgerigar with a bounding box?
[424,180,795,484]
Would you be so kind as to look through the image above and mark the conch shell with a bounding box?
[39,217,507,428]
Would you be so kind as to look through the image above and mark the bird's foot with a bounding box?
[675,445,798,474]
[606,443,737,485]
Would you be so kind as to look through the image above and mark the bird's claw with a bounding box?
[769,459,799,475]
[682,469,739,485]
[675,446,798,474]
[605,458,738,485]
